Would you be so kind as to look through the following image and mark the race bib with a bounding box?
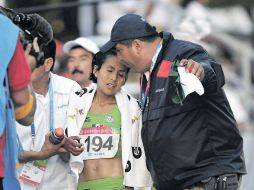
[80,127,120,160]
[19,160,48,186]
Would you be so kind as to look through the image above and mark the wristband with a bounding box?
[15,94,34,120]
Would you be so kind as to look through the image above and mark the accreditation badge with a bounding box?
[19,160,48,186]
[80,126,120,160]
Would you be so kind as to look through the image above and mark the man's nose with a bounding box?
[71,59,81,68]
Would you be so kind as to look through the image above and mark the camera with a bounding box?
[0,6,53,67]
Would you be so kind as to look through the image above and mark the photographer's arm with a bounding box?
[12,85,36,126]
[8,39,36,126]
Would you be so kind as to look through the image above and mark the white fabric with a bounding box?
[17,73,81,190]
[96,1,144,35]
[174,1,211,42]
[146,0,181,32]
[177,67,204,97]
[224,87,248,125]
[67,85,153,188]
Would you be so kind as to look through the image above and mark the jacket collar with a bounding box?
[50,72,74,94]
[152,32,174,72]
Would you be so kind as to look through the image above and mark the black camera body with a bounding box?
[0,6,53,67]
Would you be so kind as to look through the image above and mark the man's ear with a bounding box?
[44,58,53,72]
[132,39,143,55]
[93,65,99,78]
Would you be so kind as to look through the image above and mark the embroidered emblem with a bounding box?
[125,160,131,172]
[140,17,146,22]
[78,109,84,115]
[75,88,87,97]
[157,60,173,78]
[133,115,139,120]
[132,147,142,159]
[57,104,68,109]
[132,115,139,124]
[155,88,165,93]
[106,116,114,123]
[68,115,75,120]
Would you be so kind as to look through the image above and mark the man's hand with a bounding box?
[19,133,66,163]
[180,59,205,80]
[63,136,84,156]
[24,37,39,71]
[39,133,66,159]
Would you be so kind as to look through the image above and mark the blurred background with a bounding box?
[1,0,254,189]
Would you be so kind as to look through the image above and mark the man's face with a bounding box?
[31,64,46,83]
[31,58,52,83]
[67,47,93,87]
[115,42,149,73]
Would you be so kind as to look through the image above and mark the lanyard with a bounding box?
[31,78,54,145]
[49,78,54,131]
[140,73,150,111]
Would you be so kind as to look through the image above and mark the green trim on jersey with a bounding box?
[78,176,124,190]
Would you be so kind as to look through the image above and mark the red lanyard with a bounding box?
[140,73,151,111]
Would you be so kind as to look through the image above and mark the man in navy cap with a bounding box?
[101,13,246,190]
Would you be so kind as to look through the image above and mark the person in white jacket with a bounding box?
[16,40,84,190]
[67,49,153,190]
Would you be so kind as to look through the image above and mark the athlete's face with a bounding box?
[94,56,127,97]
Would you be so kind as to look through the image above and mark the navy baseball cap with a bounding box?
[101,14,158,53]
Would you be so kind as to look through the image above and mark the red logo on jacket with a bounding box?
[157,60,173,78]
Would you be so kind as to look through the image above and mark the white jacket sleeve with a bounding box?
[67,88,84,175]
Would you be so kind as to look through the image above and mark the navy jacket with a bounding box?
[141,32,246,190]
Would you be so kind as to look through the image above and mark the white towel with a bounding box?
[177,66,204,97]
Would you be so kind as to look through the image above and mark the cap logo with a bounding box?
[140,17,146,22]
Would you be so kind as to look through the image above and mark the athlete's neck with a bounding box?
[93,91,116,107]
